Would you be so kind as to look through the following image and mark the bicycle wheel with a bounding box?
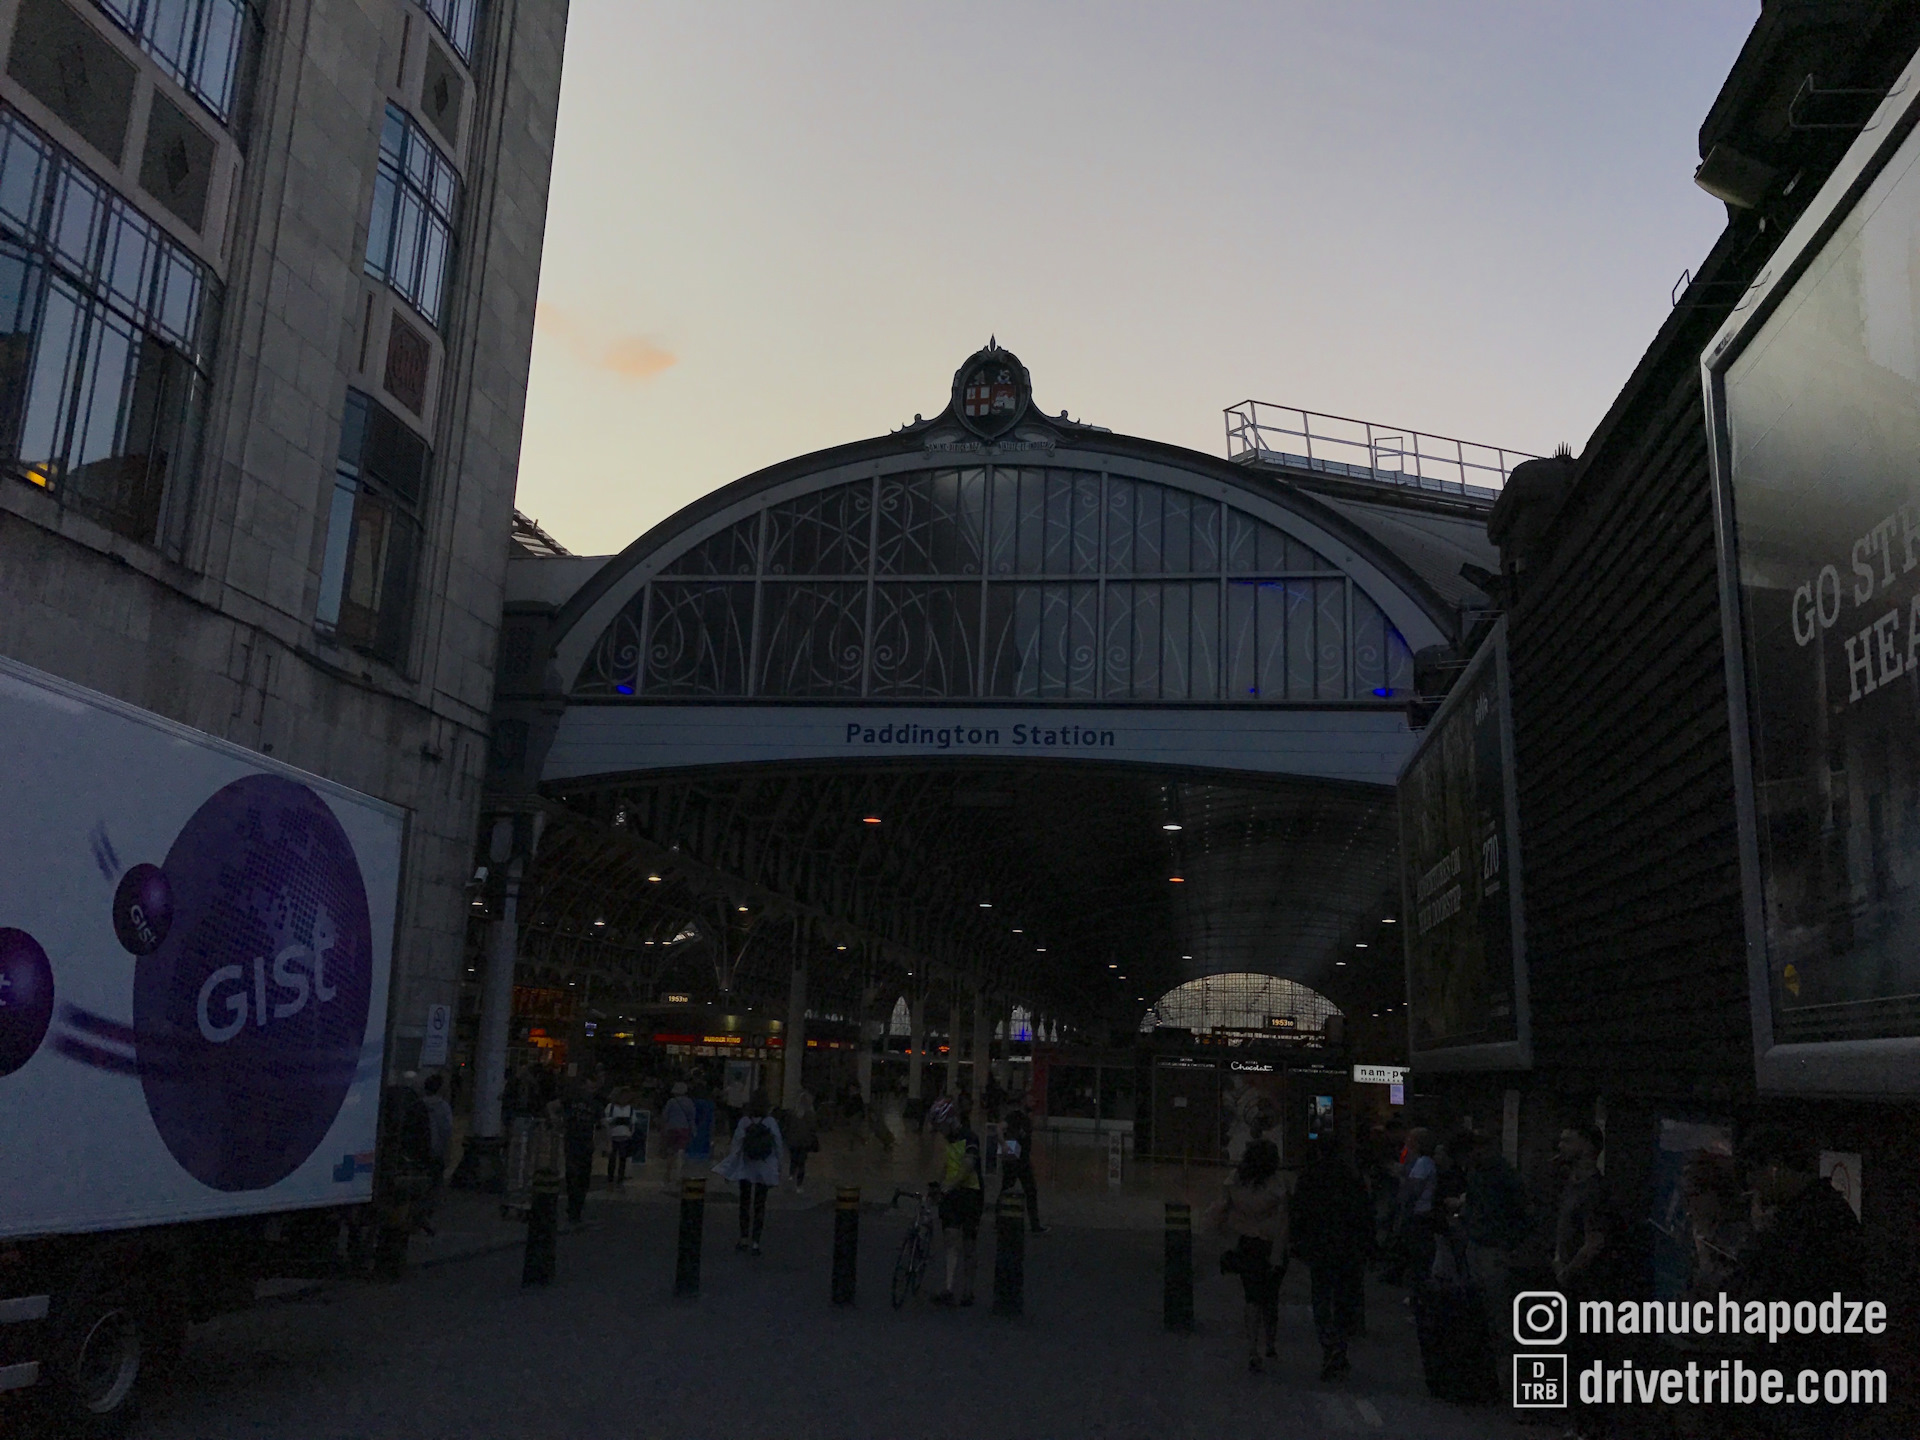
[890,1230,924,1309]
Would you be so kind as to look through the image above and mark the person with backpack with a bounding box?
[714,1089,784,1255]
[603,1087,637,1185]
[929,1108,986,1306]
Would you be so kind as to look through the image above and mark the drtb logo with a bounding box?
[1513,1354,1568,1408]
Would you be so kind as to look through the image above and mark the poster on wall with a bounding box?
[1396,620,1530,1071]
[1706,74,1920,1092]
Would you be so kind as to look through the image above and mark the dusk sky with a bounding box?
[514,2,1757,555]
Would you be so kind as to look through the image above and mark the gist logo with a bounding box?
[135,776,372,1193]
[194,922,342,1043]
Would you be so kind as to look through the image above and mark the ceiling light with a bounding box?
[1335,961,1346,967]
[1036,947,1047,953]
[1108,964,1117,969]
[1182,954,1192,960]
[594,918,606,927]
[1355,942,1368,949]
[737,904,749,912]
[647,872,662,883]
[1168,876,1184,884]
[1162,823,1182,831]
[836,944,847,951]
[862,816,882,825]
[1012,928,1023,934]
[978,902,992,909]
[1382,917,1397,924]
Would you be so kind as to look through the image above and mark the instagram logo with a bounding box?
[1514,1290,1569,1346]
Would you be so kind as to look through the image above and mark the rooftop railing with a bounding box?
[1224,400,1533,501]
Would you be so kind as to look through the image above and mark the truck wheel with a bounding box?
[47,1273,148,1438]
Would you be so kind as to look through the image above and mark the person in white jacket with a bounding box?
[713,1089,784,1255]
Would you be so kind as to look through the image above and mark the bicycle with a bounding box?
[890,1185,940,1309]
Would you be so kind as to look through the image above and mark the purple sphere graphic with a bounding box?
[133,775,373,1191]
[112,863,173,956]
[0,928,55,1076]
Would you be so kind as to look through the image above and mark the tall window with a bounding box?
[92,0,261,127]
[0,104,218,543]
[364,104,459,327]
[317,390,428,664]
[421,0,480,62]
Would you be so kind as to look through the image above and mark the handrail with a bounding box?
[1223,400,1534,499]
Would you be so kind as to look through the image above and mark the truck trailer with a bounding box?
[0,656,404,1435]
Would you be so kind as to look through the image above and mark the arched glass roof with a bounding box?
[574,465,1416,704]
[1138,972,1342,1034]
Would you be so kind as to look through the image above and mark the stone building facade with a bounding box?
[0,0,567,1067]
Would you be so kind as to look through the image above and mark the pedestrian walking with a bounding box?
[784,1088,818,1191]
[418,1072,453,1234]
[998,1100,1046,1233]
[661,1081,695,1188]
[1730,1124,1870,1439]
[714,1090,784,1255]
[1453,1130,1529,1354]
[560,1078,600,1224]
[1290,1136,1372,1379]
[1392,1127,1439,1284]
[929,1109,985,1306]
[603,1087,637,1185]
[1206,1136,1286,1372]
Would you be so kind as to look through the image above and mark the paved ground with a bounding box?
[128,1134,1533,1440]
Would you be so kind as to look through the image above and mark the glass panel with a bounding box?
[315,479,356,627]
[643,581,753,696]
[1132,481,1164,575]
[764,482,870,575]
[757,581,865,696]
[984,582,1097,698]
[1353,589,1388,696]
[1315,578,1347,698]
[987,466,1018,574]
[1387,623,1413,696]
[1190,580,1220,700]
[1280,581,1313,697]
[1190,495,1220,573]
[875,468,983,575]
[0,120,47,237]
[869,583,979,697]
[0,244,42,455]
[364,171,397,278]
[19,277,83,475]
[1159,582,1189,698]
[1105,475,1136,574]
[1161,489,1193,574]
[661,515,759,575]
[1103,582,1166,699]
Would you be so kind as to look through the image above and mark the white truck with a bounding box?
[0,657,404,1435]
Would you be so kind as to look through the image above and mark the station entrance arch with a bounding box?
[471,345,1505,1144]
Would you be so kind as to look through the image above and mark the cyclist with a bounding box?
[930,1110,985,1307]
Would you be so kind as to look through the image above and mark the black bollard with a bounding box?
[674,1176,705,1297]
[992,1191,1025,1316]
[522,1166,559,1286]
[1163,1201,1193,1332]
[831,1186,860,1306]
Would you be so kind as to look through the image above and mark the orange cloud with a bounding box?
[602,336,676,379]
[537,303,676,381]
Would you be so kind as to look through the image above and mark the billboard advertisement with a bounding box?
[0,657,403,1238]
[1397,620,1530,1070]
[1705,73,1920,1093]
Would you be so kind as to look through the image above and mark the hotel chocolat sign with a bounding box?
[1397,624,1527,1066]
[1717,117,1920,1051]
